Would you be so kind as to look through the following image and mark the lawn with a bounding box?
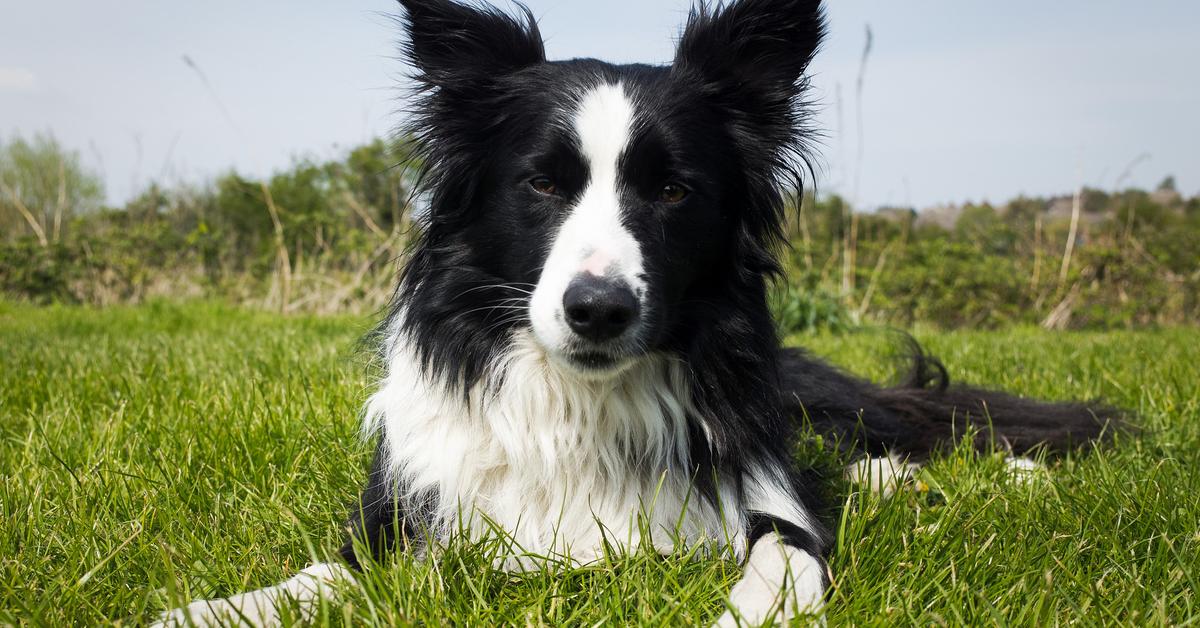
[1,301,1197,626]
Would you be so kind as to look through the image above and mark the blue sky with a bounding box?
[2,1,1197,209]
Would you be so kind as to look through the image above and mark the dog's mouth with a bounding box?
[565,350,621,371]
[544,342,644,379]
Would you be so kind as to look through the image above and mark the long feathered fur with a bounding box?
[382,0,835,526]
[779,340,1125,460]
[379,0,1123,548]
[384,0,548,391]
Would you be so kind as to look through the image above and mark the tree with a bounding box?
[0,132,104,244]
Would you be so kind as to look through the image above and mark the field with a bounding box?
[1,302,1197,626]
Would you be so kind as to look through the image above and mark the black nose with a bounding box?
[563,276,639,342]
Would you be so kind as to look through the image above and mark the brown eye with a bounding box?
[658,183,688,204]
[529,176,558,196]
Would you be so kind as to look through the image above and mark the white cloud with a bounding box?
[0,67,37,92]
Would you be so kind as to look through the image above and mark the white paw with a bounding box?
[152,596,273,628]
[153,563,351,628]
[1004,456,1045,484]
[714,608,824,628]
[716,535,825,627]
[844,454,921,497]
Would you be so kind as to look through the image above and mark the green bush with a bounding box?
[770,279,851,334]
[0,239,81,303]
[875,238,1029,328]
[2,133,1197,328]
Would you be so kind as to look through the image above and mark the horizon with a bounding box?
[2,0,1197,210]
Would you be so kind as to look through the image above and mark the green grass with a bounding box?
[1,301,1197,626]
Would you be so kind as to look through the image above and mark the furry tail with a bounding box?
[778,340,1126,460]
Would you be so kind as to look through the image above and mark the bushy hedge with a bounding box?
[771,183,1200,330]
[3,133,1198,329]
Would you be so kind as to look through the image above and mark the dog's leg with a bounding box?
[716,515,829,627]
[152,562,352,627]
[338,442,406,570]
[156,444,407,626]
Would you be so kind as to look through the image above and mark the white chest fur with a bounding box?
[364,330,748,563]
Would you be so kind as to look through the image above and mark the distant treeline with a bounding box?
[777,178,1199,331]
[1,133,417,314]
[2,132,1198,329]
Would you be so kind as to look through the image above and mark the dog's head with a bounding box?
[394,0,824,383]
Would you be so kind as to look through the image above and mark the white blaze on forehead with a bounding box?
[574,83,635,185]
[529,82,647,355]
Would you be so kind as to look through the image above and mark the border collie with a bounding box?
[158,0,1120,625]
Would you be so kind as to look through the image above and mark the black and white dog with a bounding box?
[160,0,1119,625]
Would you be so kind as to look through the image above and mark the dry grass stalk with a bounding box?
[53,158,66,243]
[1042,283,1080,330]
[1058,185,1082,286]
[260,182,292,314]
[342,190,387,240]
[1030,213,1043,292]
[856,239,896,319]
[841,211,859,299]
[1,180,49,247]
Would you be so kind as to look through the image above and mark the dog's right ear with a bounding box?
[398,0,545,86]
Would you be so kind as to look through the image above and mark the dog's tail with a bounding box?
[779,339,1127,461]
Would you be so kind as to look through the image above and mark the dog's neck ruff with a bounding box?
[365,326,748,563]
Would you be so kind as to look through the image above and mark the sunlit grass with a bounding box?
[1,302,1196,625]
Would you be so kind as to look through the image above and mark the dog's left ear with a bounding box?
[674,0,825,126]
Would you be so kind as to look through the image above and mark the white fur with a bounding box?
[529,82,647,361]
[158,326,826,624]
[745,463,820,535]
[367,327,758,563]
[158,324,827,623]
[715,533,826,627]
[1005,456,1044,484]
[844,454,921,497]
[153,562,350,627]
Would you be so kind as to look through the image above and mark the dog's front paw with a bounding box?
[152,596,265,628]
[153,563,352,627]
[715,544,826,627]
[713,606,825,628]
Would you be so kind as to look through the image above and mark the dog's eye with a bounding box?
[529,176,558,196]
[658,183,688,204]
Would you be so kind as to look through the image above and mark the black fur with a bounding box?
[338,443,436,569]
[778,344,1124,461]
[385,0,548,391]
